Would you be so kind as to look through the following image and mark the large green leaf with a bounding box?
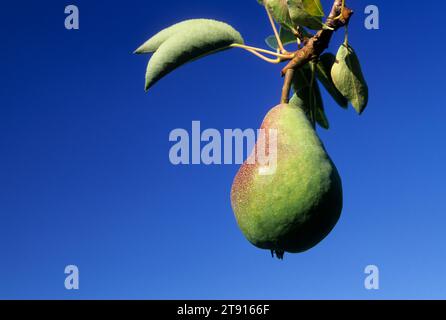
[316,53,348,108]
[287,0,324,30]
[135,19,214,54]
[136,19,244,91]
[265,27,296,50]
[258,0,295,30]
[331,44,369,114]
[291,65,329,129]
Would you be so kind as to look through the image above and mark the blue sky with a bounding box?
[0,0,445,299]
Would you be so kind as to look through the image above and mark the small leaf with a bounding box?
[140,19,244,91]
[265,27,296,50]
[331,44,369,114]
[311,78,329,129]
[315,100,329,129]
[265,35,279,50]
[287,0,324,30]
[316,53,348,108]
[291,65,328,129]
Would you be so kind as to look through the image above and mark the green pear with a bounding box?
[231,104,342,257]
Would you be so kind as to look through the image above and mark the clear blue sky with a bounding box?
[0,0,445,299]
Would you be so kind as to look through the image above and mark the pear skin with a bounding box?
[231,104,343,254]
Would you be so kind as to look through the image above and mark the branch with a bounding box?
[281,0,353,76]
[279,0,353,103]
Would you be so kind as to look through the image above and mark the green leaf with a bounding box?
[260,0,295,30]
[135,19,215,54]
[265,35,279,50]
[265,27,296,50]
[138,19,244,91]
[316,53,348,108]
[315,99,330,129]
[302,0,325,17]
[331,44,369,114]
[291,65,329,129]
[287,0,325,30]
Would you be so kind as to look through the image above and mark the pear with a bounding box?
[231,104,342,257]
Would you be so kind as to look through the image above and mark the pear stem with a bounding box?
[280,69,295,104]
